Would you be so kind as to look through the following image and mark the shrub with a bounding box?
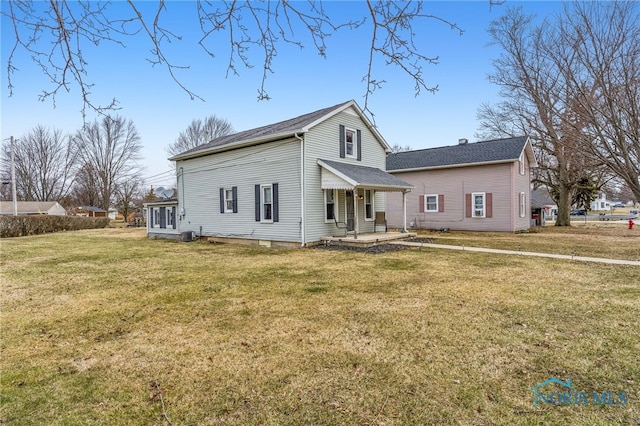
[0,215,110,238]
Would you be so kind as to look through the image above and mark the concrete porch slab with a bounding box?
[321,231,417,247]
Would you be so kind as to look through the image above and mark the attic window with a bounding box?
[519,153,525,175]
[339,125,361,160]
[345,128,356,157]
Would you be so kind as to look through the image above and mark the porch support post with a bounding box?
[354,187,359,239]
[402,190,408,233]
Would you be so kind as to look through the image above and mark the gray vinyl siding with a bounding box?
[387,162,526,232]
[176,138,302,242]
[303,107,388,243]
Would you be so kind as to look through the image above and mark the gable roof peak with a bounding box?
[170,100,361,161]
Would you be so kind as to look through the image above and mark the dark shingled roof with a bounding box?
[386,136,529,171]
[171,101,353,160]
[530,188,556,209]
[319,159,413,189]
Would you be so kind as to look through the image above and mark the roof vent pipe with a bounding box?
[458,138,468,145]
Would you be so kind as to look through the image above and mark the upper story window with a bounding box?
[339,125,361,160]
[519,153,525,175]
[345,128,356,158]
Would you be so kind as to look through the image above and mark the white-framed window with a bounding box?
[220,186,238,214]
[425,194,438,212]
[224,188,234,212]
[364,189,373,221]
[261,184,273,222]
[519,192,526,218]
[472,192,486,218]
[153,208,161,228]
[324,189,337,222]
[255,183,278,223]
[519,153,525,175]
[345,127,357,158]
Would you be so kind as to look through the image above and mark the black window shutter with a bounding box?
[232,186,238,213]
[357,129,362,161]
[172,207,177,229]
[160,207,166,229]
[255,184,261,221]
[339,124,345,158]
[272,183,279,222]
[219,187,225,213]
[149,207,154,226]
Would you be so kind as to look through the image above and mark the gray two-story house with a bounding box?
[152,100,413,247]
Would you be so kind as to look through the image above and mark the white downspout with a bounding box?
[295,133,305,247]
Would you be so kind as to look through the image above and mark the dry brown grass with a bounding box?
[420,222,640,261]
[1,228,639,425]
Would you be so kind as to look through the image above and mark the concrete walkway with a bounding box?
[390,241,640,266]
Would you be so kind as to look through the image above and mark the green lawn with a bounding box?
[1,228,638,425]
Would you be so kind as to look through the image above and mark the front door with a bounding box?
[346,190,355,231]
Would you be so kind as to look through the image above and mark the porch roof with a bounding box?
[318,159,414,191]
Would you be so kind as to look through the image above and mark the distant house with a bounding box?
[530,188,557,226]
[590,192,611,212]
[0,201,67,216]
[108,208,118,220]
[73,206,108,218]
[153,100,413,246]
[386,137,537,232]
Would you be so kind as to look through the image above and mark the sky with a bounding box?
[0,1,561,190]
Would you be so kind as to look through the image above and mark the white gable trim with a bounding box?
[302,101,392,153]
[319,160,358,189]
[522,137,538,167]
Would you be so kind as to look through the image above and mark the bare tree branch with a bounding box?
[166,114,235,158]
[4,1,474,118]
[73,115,144,210]
[1,125,78,201]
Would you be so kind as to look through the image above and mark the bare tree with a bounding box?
[1,125,78,201]
[557,2,640,204]
[390,144,412,153]
[114,175,143,222]
[74,116,143,210]
[64,163,100,209]
[2,1,479,118]
[167,115,234,158]
[477,7,604,226]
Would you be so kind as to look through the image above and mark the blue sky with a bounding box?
[1,1,560,189]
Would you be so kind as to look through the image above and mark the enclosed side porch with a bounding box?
[144,199,181,240]
[317,159,414,243]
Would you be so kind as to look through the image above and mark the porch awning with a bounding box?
[318,159,414,191]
